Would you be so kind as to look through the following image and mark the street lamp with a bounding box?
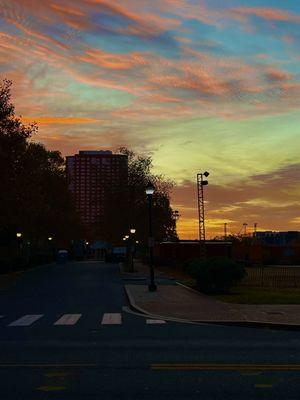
[172,210,180,221]
[48,237,53,241]
[16,232,23,256]
[146,181,157,292]
[129,228,136,272]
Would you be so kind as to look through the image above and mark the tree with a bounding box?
[97,147,178,244]
[0,79,83,254]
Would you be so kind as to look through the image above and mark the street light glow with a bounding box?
[130,228,136,234]
[48,237,53,241]
[16,232,22,238]
[145,181,155,196]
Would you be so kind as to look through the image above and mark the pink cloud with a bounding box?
[78,49,149,71]
[231,7,300,23]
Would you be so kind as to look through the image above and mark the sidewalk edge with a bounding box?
[124,285,300,330]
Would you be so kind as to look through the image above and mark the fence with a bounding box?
[243,266,300,288]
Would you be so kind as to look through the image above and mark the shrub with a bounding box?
[184,257,246,294]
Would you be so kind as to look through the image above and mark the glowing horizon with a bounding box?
[1,0,299,238]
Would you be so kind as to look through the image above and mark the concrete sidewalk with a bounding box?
[125,283,300,328]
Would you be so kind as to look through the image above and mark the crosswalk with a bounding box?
[54,314,82,326]
[0,313,167,327]
[8,314,44,327]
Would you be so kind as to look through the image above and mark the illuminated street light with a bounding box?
[145,181,155,196]
[130,228,136,234]
[16,232,22,238]
[145,181,156,292]
[48,237,53,241]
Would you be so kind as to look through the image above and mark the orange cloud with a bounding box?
[50,3,85,17]
[21,116,101,126]
[172,165,300,239]
[79,49,148,70]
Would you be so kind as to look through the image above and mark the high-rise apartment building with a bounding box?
[66,150,128,233]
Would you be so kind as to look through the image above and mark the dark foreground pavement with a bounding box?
[0,260,300,399]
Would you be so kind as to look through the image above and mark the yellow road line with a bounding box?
[44,372,69,377]
[150,364,300,371]
[0,363,97,368]
[36,386,66,392]
[254,384,273,388]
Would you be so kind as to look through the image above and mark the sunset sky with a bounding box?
[1,0,300,239]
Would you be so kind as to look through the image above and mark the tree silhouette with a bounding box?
[0,79,83,255]
[95,147,178,244]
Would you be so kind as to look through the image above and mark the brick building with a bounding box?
[66,150,128,236]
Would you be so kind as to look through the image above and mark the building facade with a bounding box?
[66,151,128,236]
[255,231,300,246]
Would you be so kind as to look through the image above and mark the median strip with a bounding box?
[150,363,300,371]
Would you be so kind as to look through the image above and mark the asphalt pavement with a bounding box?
[0,260,299,399]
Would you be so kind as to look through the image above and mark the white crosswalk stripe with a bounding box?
[146,319,166,324]
[1,313,168,327]
[101,313,122,325]
[8,314,44,327]
[54,314,82,326]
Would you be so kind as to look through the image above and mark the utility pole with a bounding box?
[254,222,258,236]
[224,223,228,240]
[197,171,209,258]
[243,223,248,236]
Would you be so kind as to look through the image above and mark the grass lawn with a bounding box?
[158,264,300,304]
[216,286,300,304]
[158,266,196,287]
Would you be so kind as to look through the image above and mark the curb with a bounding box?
[124,285,300,331]
[124,286,206,325]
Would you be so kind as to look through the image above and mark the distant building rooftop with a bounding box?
[79,150,112,155]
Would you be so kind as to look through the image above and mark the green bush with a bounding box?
[184,257,246,294]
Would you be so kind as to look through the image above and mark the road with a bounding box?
[0,260,299,399]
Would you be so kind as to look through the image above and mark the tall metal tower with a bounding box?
[197,172,209,258]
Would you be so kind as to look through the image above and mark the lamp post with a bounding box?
[16,232,23,257]
[129,228,136,272]
[48,236,54,260]
[146,181,157,292]
[172,210,180,241]
[123,235,130,268]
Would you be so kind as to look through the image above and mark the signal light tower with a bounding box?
[197,171,209,258]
